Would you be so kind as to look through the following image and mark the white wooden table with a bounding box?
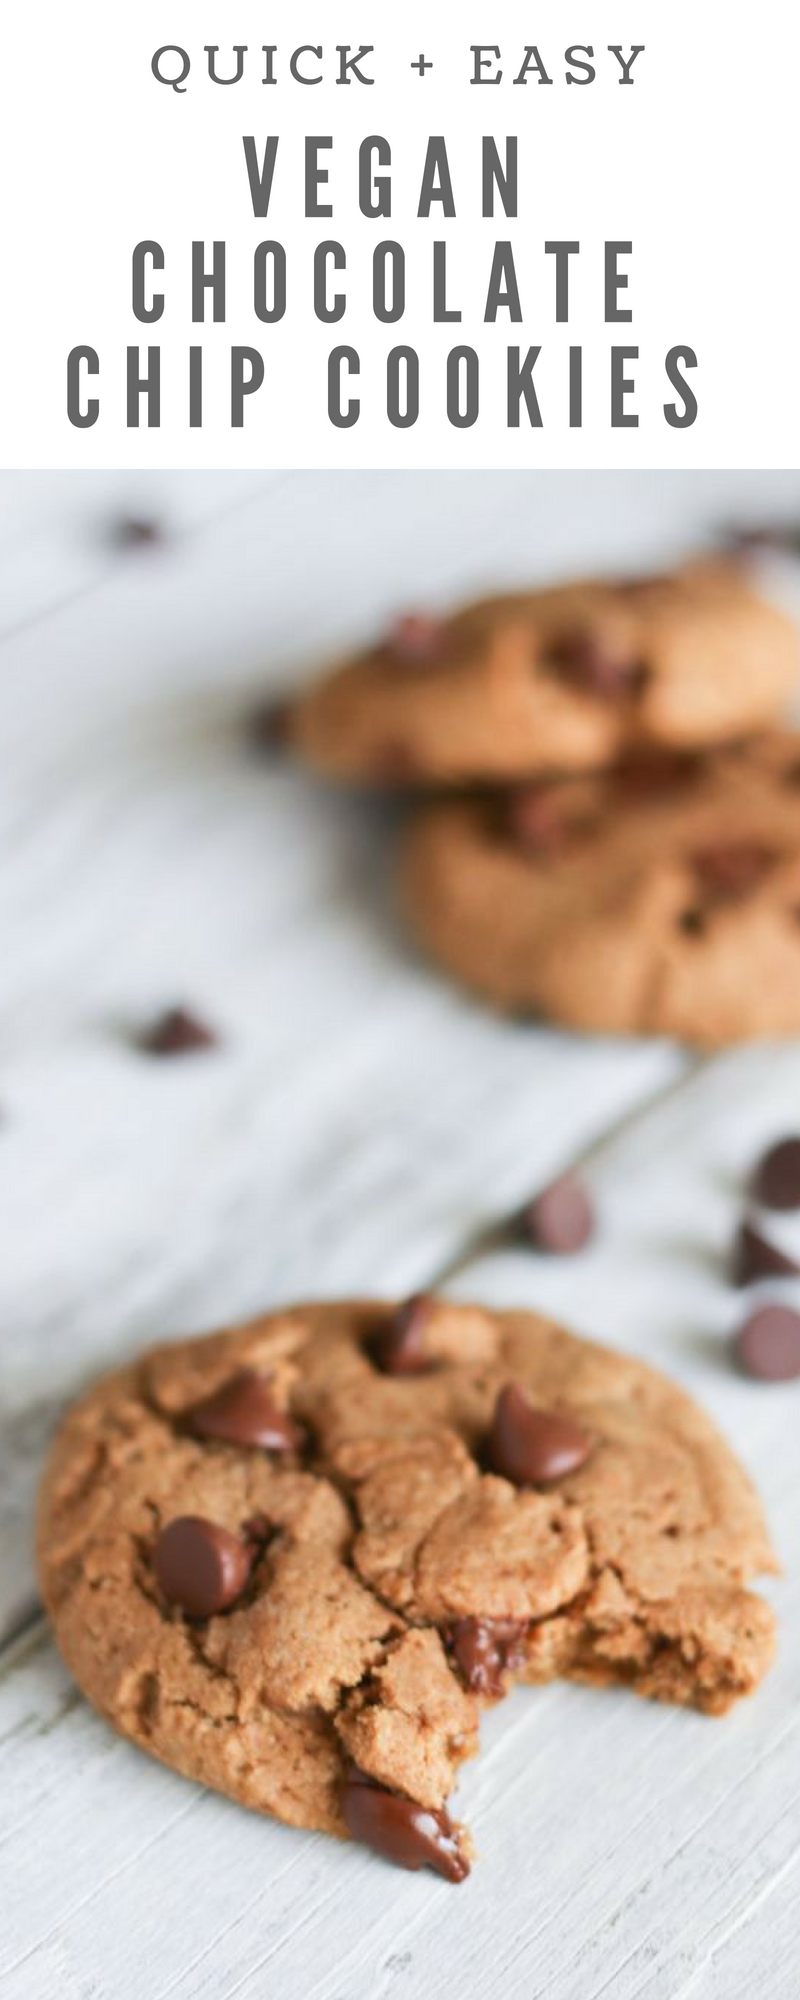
[2,469,800,1998]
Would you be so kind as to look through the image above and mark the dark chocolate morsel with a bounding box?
[153,1515,253,1617]
[448,1616,527,1697]
[507,787,568,858]
[186,1370,303,1452]
[248,698,291,752]
[731,1220,800,1287]
[488,1383,592,1486]
[735,1304,800,1382]
[341,1773,469,1882]
[752,1137,800,1212]
[521,1173,594,1255]
[550,630,646,698]
[137,1007,217,1057]
[369,1296,436,1376]
[113,516,163,550]
[690,843,777,902]
[387,613,444,664]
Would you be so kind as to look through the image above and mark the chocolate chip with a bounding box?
[612,750,705,802]
[153,1515,253,1617]
[550,630,646,698]
[752,1138,800,1211]
[731,1220,800,1286]
[137,1007,218,1057]
[488,1384,592,1486]
[448,1617,527,1697]
[341,1772,469,1882]
[735,1304,800,1381]
[387,613,444,664]
[369,1296,435,1376]
[112,516,163,550]
[507,787,568,858]
[521,1173,594,1255]
[690,843,777,902]
[185,1370,303,1452]
[247,698,291,752]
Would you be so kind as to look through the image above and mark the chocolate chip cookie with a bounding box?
[38,1298,776,1880]
[282,564,799,786]
[402,734,800,1044]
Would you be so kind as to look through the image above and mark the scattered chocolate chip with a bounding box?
[247,698,291,752]
[137,1007,218,1057]
[731,1220,800,1286]
[550,630,646,698]
[735,1304,800,1381]
[506,786,568,858]
[690,843,777,902]
[153,1515,253,1617]
[678,908,706,937]
[448,1617,527,1697]
[521,1173,594,1255]
[369,1296,435,1376]
[112,516,163,550]
[387,613,444,664]
[186,1370,303,1452]
[488,1384,592,1486]
[341,1771,469,1882]
[752,1137,800,1211]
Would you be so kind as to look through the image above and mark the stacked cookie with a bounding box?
[282,561,800,1044]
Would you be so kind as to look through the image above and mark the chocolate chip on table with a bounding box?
[691,843,777,902]
[521,1173,595,1255]
[112,516,163,550]
[186,1370,303,1452]
[153,1515,253,1617]
[247,698,291,753]
[448,1617,527,1697]
[387,613,444,664]
[341,1770,469,1883]
[735,1304,800,1381]
[731,1220,800,1286]
[137,1007,218,1057]
[488,1383,592,1486]
[369,1295,435,1376]
[550,629,646,698]
[752,1137,800,1211]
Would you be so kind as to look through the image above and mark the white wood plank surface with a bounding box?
[2,469,800,1998]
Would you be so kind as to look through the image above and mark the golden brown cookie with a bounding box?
[283,564,799,786]
[401,735,800,1045]
[38,1298,777,1880]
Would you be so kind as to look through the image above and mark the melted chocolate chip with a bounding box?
[752,1137,800,1212]
[735,1304,800,1381]
[612,749,705,802]
[369,1296,435,1376]
[550,630,646,698]
[153,1516,253,1617]
[341,1772,469,1882]
[137,1007,217,1057]
[521,1173,594,1255]
[387,613,444,664]
[507,787,568,858]
[488,1384,592,1486]
[731,1220,800,1287]
[185,1370,303,1452]
[448,1617,528,1696]
[690,843,777,902]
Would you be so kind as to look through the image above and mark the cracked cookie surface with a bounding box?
[38,1299,777,1876]
[402,734,800,1045]
[283,564,799,786]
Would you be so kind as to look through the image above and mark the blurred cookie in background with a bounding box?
[280,563,800,787]
[401,735,800,1044]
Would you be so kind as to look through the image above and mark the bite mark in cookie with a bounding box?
[37,1299,778,1880]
